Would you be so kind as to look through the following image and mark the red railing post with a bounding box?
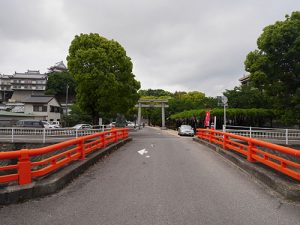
[247,140,256,162]
[209,130,212,143]
[211,130,215,143]
[223,134,228,150]
[18,149,32,185]
[200,130,204,139]
[114,130,118,142]
[101,133,106,148]
[78,139,86,160]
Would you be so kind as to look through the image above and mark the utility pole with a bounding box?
[65,84,69,126]
[222,95,228,131]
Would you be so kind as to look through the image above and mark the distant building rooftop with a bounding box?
[48,61,67,73]
[22,95,54,104]
[239,74,250,85]
[12,70,47,79]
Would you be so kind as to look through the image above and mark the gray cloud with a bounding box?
[0,0,300,96]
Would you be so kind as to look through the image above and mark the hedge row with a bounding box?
[170,108,277,120]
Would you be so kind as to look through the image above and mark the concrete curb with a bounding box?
[193,138,300,201]
[0,137,132,205]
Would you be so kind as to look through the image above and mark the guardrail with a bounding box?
[223,125,300,145]
[196,128,300,181]
[0,127,112,143]
[0,128,128,185]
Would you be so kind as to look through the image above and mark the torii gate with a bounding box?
[135,99,169,129]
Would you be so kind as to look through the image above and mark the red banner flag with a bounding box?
[204,111,210,127]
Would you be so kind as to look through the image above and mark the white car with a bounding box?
[42,121,57,129]
[178,125,195,136]
[49,121,61,128]
[72,124,93,129]
[107,122,116,128]
[126,121,136,128]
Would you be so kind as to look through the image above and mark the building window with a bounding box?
[33,105,47,112]
[50,106,60,113]
[33,105,39,111]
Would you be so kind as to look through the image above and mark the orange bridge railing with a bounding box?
[0,128,128,185]
[196,129,300,181]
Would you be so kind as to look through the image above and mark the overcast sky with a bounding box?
[1,1,300,96]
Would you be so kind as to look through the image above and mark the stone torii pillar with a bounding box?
[137,102,142,128]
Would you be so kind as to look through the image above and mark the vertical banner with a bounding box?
[204,111,210,127]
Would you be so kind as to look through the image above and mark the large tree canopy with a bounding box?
[223,85,271,109]
[244,11,300,124]
[67,33,140,122]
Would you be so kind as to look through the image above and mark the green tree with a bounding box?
[46,71,76,102]
[244,11,300,124]
[223,85,270,109]
[65,103,92,126]
[67,33,140,123]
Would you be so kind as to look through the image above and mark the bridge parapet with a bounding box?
[0,128,128,186]
[197,128,300,181]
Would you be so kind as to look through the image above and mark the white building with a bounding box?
[22,95,61,122]
[11,70,47,91]
[0,70,48,102]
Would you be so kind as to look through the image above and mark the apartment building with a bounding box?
[0,74,13,102]
[0,70,47,102]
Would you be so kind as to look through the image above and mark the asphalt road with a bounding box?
[0,127,300,225]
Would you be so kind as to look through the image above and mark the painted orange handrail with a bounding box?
[0,128,128,185]
[196,128,300,180]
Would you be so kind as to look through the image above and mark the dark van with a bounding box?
[15,120,44,128]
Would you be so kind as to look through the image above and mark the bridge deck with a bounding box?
[0,127,299,225]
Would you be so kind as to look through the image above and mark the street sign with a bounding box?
[221,96,228,104]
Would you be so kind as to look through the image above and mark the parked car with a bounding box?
[126,121,136,128]
[49,121,61,128]
[178,125,194,136]
[15,120,44,128]
[107,122,116,128]
[72,124,93,129]
[42,121,57,129]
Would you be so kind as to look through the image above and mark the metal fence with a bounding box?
[0,127,111,143]
[223,125,300,145]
